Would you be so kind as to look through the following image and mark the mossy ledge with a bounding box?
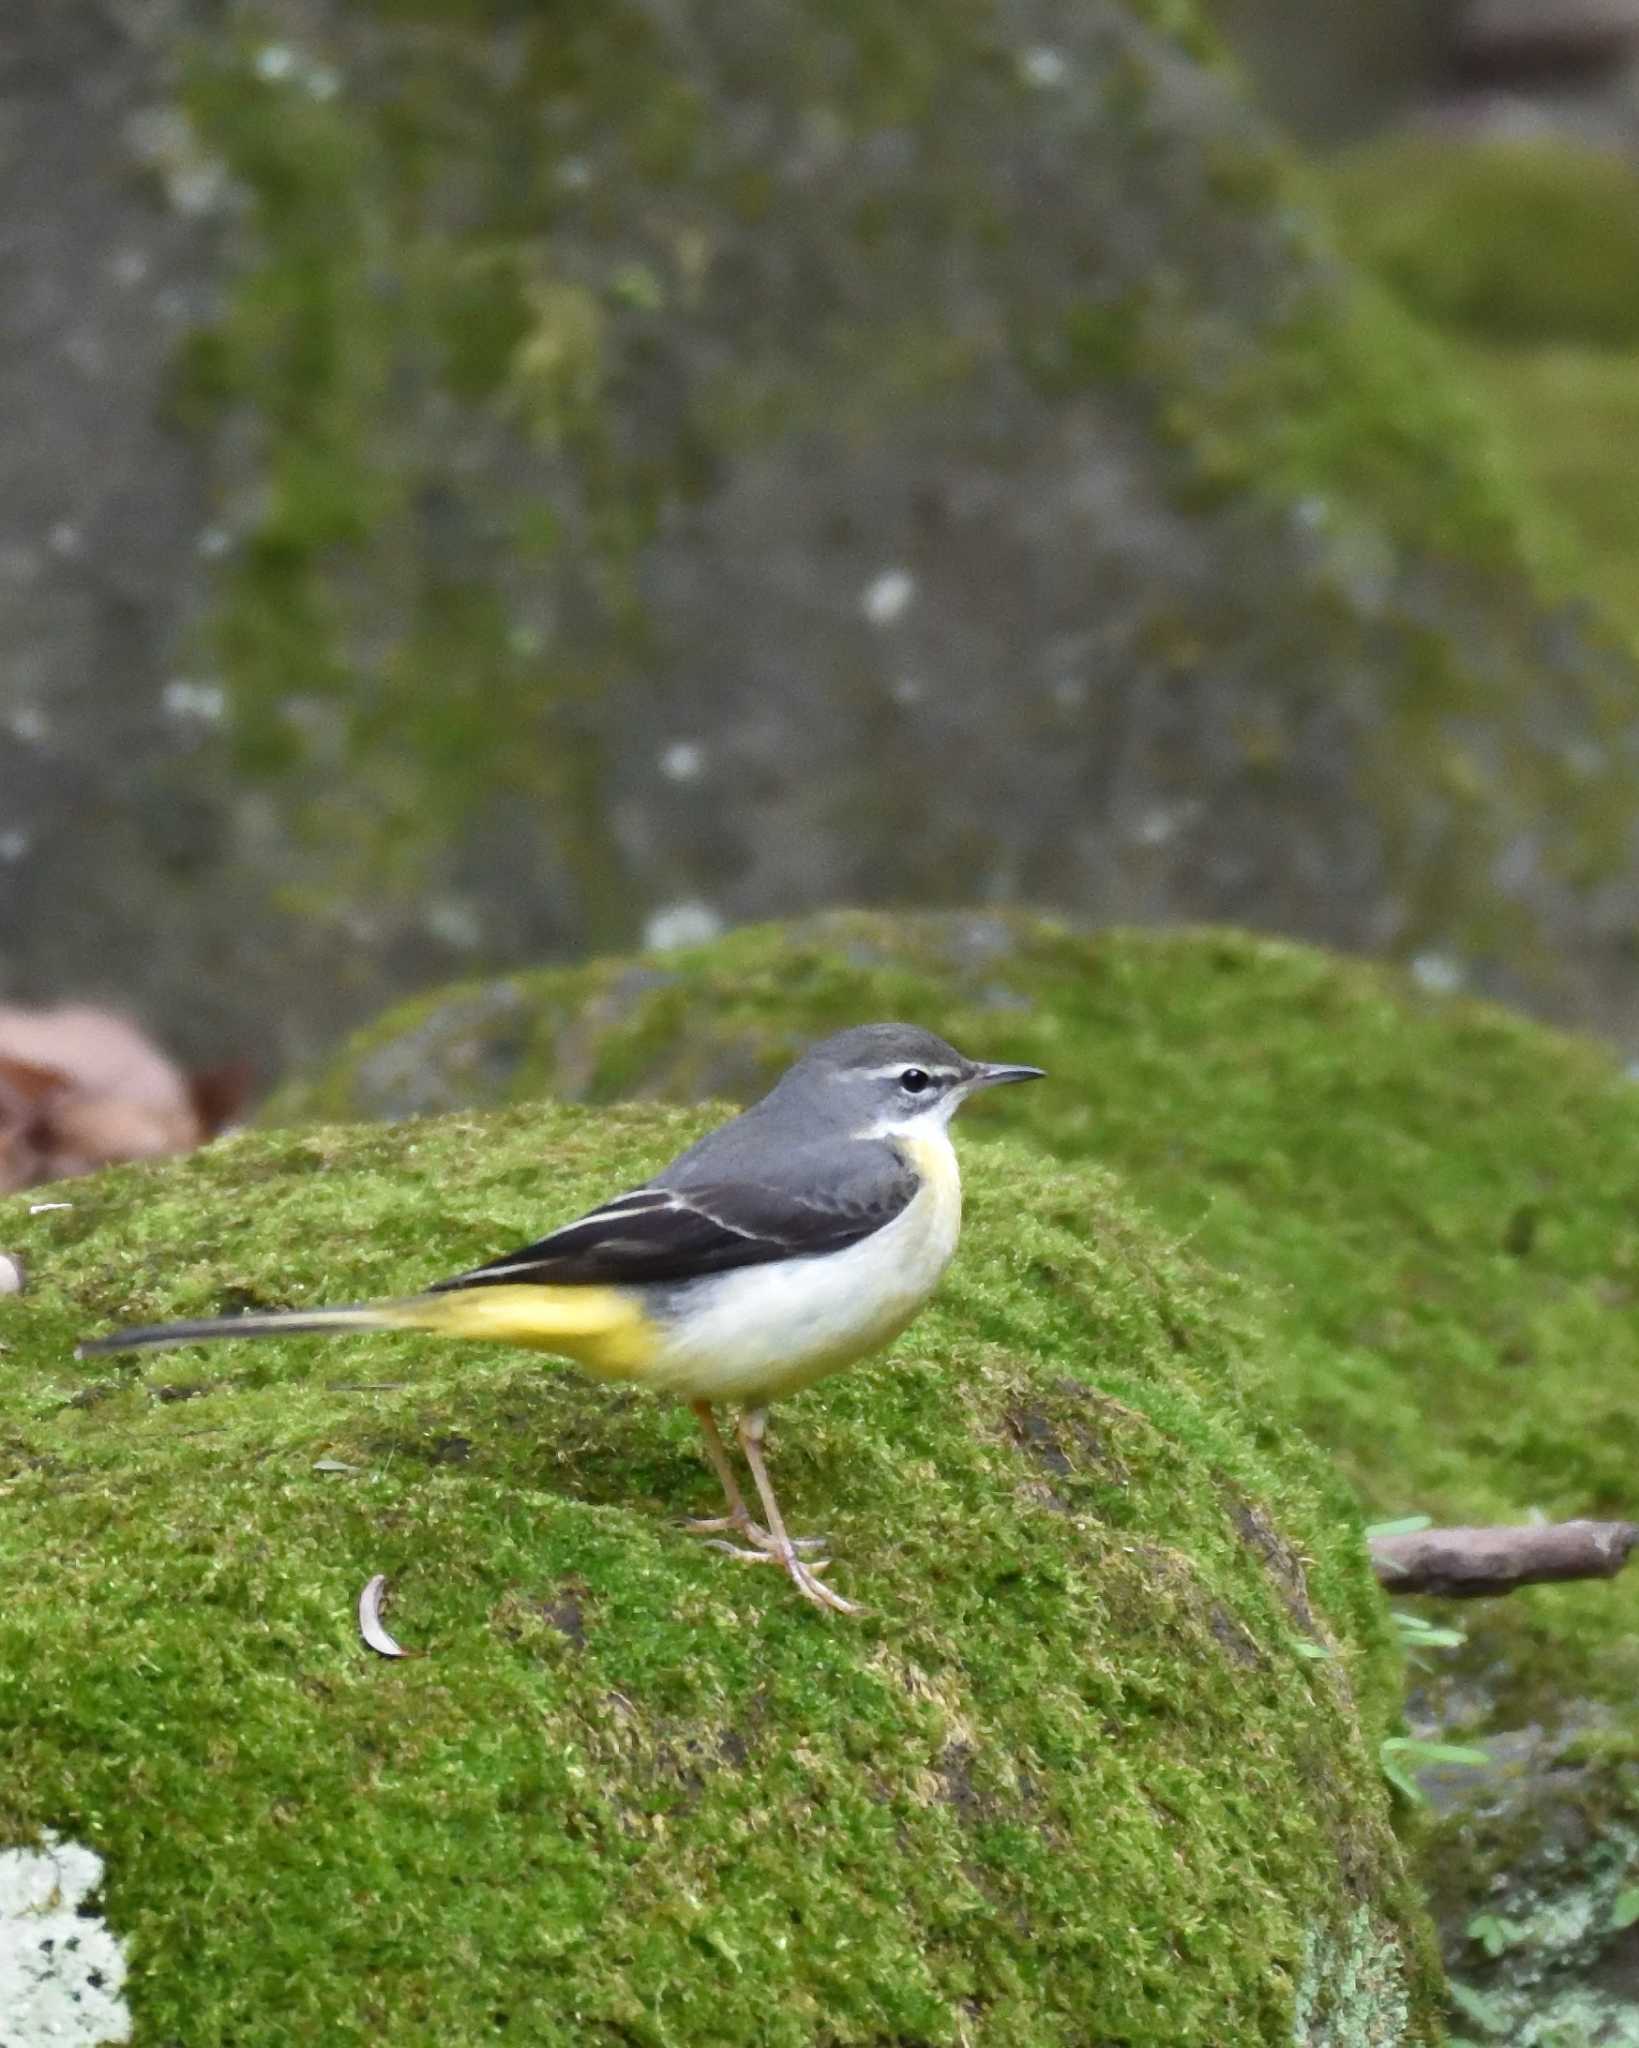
[0,1101,1437,2042]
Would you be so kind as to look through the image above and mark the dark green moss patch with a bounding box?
[1324,131,1639,660]
[1330,136,1639,350]
[1461,343,1639,646]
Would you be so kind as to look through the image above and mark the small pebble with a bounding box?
[0,1253,25,1295]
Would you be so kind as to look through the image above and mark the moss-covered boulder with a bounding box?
[12,0,1639,1066]
[284,906,1639,2036]
[0,1101,1437,2042]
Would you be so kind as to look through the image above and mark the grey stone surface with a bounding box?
[5,1,1639,1073]
[0,3,234,1054]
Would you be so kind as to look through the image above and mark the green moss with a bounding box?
[1012,115,1556,575]
[1002,114,1633,944]
[1315,128,1639,813]
[1194,270,1550,564]
[1462,342,1639,645]
[175,9,665,936]
[1329,137,1639,350]
[0,1098,1436,2041]
[1308,123,1639,895]
[1127,0,1227,66]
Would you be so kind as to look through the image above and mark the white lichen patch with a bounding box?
[0,1835,131,2047]
[644,900,723,952]
[861,568,916,626]
[1292,1908,1411,2047]
[1018,45,1069,88]
[1409,950,1464,996]
[161,676,227,724]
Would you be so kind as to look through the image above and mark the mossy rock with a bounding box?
[279,906,1639,2033]
[0,1103,1437,2043]
[1414,1726,1639,2046]
[18,0,1639,1065]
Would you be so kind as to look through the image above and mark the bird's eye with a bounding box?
[899,1068,932,1094]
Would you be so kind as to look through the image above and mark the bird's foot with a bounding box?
[684,1510,825,1555]
[682,1509,762,1539]
[699,1537,828,1565]
[699,1535,860,1614]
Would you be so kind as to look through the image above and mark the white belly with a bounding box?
[641,1133,963,1406]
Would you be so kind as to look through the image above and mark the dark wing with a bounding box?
[430,1142,917,1293]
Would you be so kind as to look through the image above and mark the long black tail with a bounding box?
[75,1304,392,1361]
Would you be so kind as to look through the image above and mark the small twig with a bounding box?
[1370,1519,1639,1598]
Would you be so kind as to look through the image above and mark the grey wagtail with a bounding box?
[77,1023,1044,1614]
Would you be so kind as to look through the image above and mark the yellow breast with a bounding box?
[894,1126,964,1264]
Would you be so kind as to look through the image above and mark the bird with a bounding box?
[77,1023,1044,1613]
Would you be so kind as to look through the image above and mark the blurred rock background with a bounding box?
[11,0,1639,1076]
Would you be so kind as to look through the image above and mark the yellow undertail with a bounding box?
[77,1282,659,1378]
[384,1284,658,1377]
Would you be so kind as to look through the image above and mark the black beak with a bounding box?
[970,1061,1046,1090]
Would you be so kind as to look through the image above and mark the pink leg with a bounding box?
[684,1401,826,1559]
[684,1401,764,1537]
[736,1407,858,1616]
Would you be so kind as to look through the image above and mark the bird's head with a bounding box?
[767,1022,1044,1138]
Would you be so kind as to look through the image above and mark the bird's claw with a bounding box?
[789,1557,861,1615]
[699,1539,859,1614]
[684,1514,826,1554]
[701,1538,833,1573]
